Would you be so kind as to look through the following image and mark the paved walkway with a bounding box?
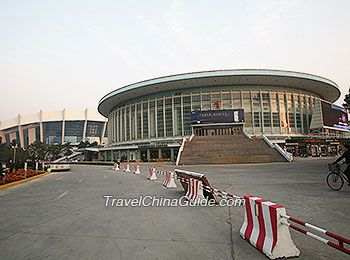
[0,160,349,259]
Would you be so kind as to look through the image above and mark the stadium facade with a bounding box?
[98,69,346,162]
[0,109,108,149]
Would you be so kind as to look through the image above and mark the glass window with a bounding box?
[222,92,231,109]
[272,113,280,127]
[86,121,103,138]
[232,92,241,109]
[296,113,302,128]
[126,106,130,140]
[143,102,148,139]
[183,96,191,135]
[253,112,261,127]
[35,126,40,142]
[165,98,173,137]
[157,99,164,137]
[23,129,28,148]
[131,105,135,140]
[252,91,261,112]
[263,112,271,127]
[150,101,156,138]
[43,121,62,144]
[201,93,211,110]
[244,113,252,127]
[64,121,84,143]
[174,97,182,136]
[137,104,142,139]
[192,94,200,111]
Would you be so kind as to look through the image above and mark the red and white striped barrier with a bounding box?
[162,171,177,188]
[123,164,130,172]
[185,178,206,204]
[281,214,350,256]
[147,168,157,181]
[240,196,300,259]
[113,163,119,171]
[134,165,141,175]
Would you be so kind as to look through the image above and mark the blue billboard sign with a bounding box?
[191,109,244,124]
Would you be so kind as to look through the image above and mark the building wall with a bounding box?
[108,86,320,145]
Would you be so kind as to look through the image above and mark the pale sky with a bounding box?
[1,0,349,121]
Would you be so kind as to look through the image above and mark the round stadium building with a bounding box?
[98,69,346,162]
[0,109,108,149]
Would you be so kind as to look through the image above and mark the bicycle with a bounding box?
[326,163,350,191]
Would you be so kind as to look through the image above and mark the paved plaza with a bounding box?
[0,158,349,260]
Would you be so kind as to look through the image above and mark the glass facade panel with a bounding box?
[165,98,173,137]
[137,104,142,139]
[183,96,192,135]
[86,121,103,138]
[43,121,62,144]
[64,121,84,143]
[232,92,241,109]
[174,97,182,136]
[126,106,130,140]
[192,94,200,111]
[222,92,231,109]
[201,93,211,110]
[131,105,135,140]
[242,92,252,129]
[108,87,322,142]
[157,100,164,137]
[143,102,148,139]
[150,101,156,138]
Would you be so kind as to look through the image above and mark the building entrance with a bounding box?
[194,126,243,136]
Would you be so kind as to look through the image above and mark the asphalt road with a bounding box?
[0,158,349,260]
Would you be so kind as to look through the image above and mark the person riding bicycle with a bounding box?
[333,144,350,185]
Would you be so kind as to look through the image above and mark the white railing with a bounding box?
[243,131,253,139]
[176,137,187,166]
[261,135,293,162]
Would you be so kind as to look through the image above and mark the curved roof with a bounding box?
[0,109,106,131]
[98,69,340,117]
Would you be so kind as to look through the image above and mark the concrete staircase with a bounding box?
[178,134,287,165]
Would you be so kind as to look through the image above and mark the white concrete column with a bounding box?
[17,114,24,149]
[163,97,166,137]
[83,108,88,142]
[129,105,132,141]
[259,90,264,134]
[40,110,44,143]
[134,105,137,140]
[172,95,175,137]
[181,94,184,136]
[141,104,143,139]
[61,109,66,144]
[101,120,107,144]
[148,100,150,139]
[155,97,158,138]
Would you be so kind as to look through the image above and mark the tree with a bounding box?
[28,141,47,161]
[0,137,6,152]
[343,88,350,109]
[61,143,73,156]
[46,145,61,161]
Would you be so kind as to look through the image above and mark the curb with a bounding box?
[0,172,51,190]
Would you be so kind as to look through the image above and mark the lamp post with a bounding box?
[12,145,16,164]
